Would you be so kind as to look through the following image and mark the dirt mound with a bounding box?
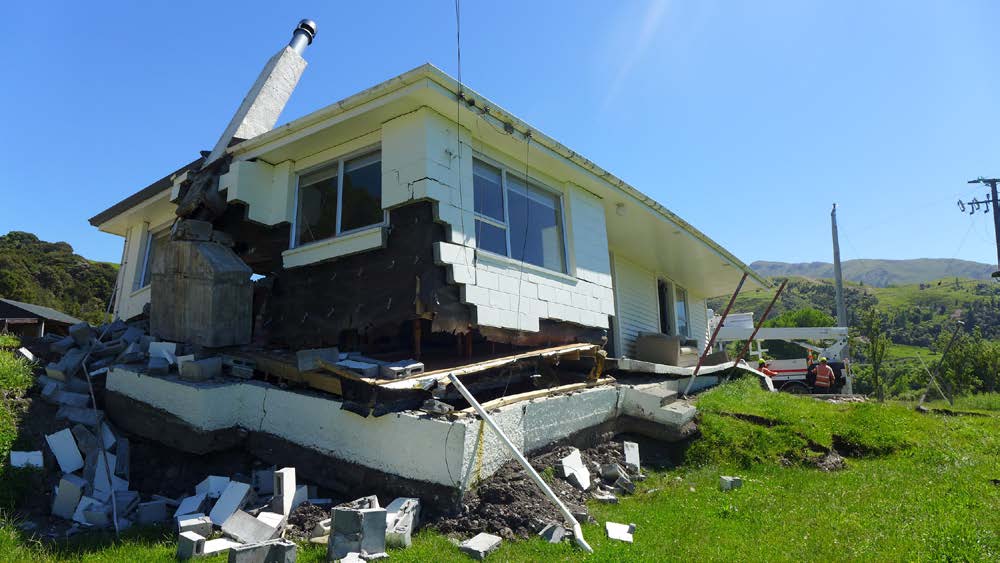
[285,501,329,540]
[435,441,628,540]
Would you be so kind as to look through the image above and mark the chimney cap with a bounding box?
[296,19,317,44]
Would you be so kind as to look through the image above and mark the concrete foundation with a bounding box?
[105,366,698,510]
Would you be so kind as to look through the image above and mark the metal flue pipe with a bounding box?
[448,374,594,553]
[289,19,317,54]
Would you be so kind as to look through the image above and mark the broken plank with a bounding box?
[455,377,617,414]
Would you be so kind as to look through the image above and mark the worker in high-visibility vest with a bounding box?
[814,357,835,392]
[758,358,778,377]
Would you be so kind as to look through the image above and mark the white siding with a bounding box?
[688,295,709,353]
[612,255,660,357]
[568,187,612,288]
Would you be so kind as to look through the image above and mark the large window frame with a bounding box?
[472,155,568,274]
[290,147,386,249]
[657,279,690,339]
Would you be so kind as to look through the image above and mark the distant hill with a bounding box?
[709,276,1000,347]
[0,231,117,324]
[751,258,996,287]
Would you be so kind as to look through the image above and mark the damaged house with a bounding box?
[86,22,766,505]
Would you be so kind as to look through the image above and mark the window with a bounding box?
[472,158,566,272]
[294,150,383,247]
[675,285,689,338]
[135,229,164,290]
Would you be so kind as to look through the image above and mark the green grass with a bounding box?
[0,334,20,349]
[0,361,997,561]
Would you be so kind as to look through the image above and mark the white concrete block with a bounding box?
[477,270,500,290]
[148,341,177,359]
[488,290,511,310]
[720,476,743,491]
[474,306,500,327]
[72,495,102,525]
[536,284,556,302]
[52,474,88,519]
[45,428,83,473]
[462,284,489,305]
[10,451,43,468]
[257,511,285,529]
[203,537,241,556]
[605,521,635,543]
[272,467,296,515]
[177,531,205,559]
[560,448,591,491]
[459,532,502,560]
[623,441,641,474]
[291,485,308,512]
[178,514,213,537]
[222,509,279,544]
[498,275,520,295]
[174,493,207,519]
[209,481,251,526]
[101,423,117,450]
[195,475,230,499]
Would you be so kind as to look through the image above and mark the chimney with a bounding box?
[203,19,317,165]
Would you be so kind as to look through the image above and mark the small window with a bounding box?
[135,229,164,290]
[294,150,383,247]
[472,157,566,272]
[675,285,689,338]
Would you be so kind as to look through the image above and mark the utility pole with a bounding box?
[961,178,1000,278]
[831,204,848,326]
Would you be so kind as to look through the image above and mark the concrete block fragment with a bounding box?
[101,422,117,450]
[379,360,423,379]
[16,347,34,362]
[592,491,618,504]
[296,347,339,371]
[227,538,296,563]
[177,531,206,560]
[10,450,43,468]
[176,354,195,370]
[138,335,155,353]
[72,495,102,525]
[196,475,231,499]
[114,489,140,516]
[52,474,88,519]
[420,399,454,414]
[90,451,117,499]
[70,425,99,455]
[559,448,591,491]
[147,356,169,376]
[69,322,93,346]
[310,517,331,539]
[335,359,379,378]
[252,467,275,495]
[209,481,251,526]
[458,532,502,560]
[114,438,129,478]
[148,341,177,359]
[385,497,420,531]
[539,523,567,543]
[180,357,223,382]
[615,475,636,495]
[623,441,641,474]
[178,514,213,537]
[55,391,90,408]
[40,381,63,403]
[204,538,241,556]
[256,511,285,529]
[385,511,414,548]
[272,467,295,515]
[605,521,635,543]
[720,476,743,491]
[222,509,280,544]
[84,505,112,527]
[137,500,169,524]
[152,494,180,507]
[600,463,627,482]
[329,507,386,559]
[56,405,103,428]
[45,428,84,473]
[45,362,66,381]
[175,492,208,519]
[59,348,88,379]
[116,341,145,364]
[291,485,308,512]
[51,336,76,355]
[92,338,125,358]
[120,326,144,344]
[174,219,214,241]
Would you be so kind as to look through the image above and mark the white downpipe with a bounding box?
[447,374,594,554]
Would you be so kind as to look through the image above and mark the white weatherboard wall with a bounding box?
[106,368,628,490]
[612,255,660,357]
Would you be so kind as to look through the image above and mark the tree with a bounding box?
[855,306,893,402]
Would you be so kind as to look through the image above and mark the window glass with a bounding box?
[341,151,382,232]
[473,160,504,221]
[675,286,689,337]
[507,176,565,272]
[296,164,339,245]
[138,231,164,289]
[475,220,507,255]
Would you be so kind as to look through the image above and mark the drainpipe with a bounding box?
[448,374,594,553]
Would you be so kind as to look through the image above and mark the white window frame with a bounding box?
[290,146,387,250]
[674,284,690,338]
[472,155,569,274]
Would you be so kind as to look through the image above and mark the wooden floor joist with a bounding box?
[455,377,617,415]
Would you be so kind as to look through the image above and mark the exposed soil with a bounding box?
[815,450,847,472]
[285,501,330,540]
[434,435,678,540]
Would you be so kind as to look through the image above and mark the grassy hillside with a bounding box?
[710,276,1000,347]
[0,374,996,561]
[0,231,117,324]
[752,258,996,287]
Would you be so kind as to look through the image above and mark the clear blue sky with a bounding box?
[3,1,999,267]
